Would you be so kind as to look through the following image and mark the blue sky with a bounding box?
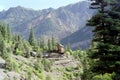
[0,0,85,11]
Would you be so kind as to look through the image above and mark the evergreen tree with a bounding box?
[23,41,31,58]
[40,36,46,50]
[51,36,55,51]
[7,25,11,42]
[47,39,52,51]
[87,0,120,79]
[0,31,3,40]
[0,23,7,40]
[65,43,71,51]
[28,28,36,46]
[0,40,5,54]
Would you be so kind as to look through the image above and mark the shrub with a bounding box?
[34,59,44,73]
[92,73,112,80]
[41,59,53,72]
[26,67,33,80]
[63,71,75,80]
[16,48,23,55]
[6,58,20,72]
[33,70,45,80]
[65,67,74,72]
[46,75,52,80]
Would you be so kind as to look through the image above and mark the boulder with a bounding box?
[0,69,6,80]
[30,51,37,57]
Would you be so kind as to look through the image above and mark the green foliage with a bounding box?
[6,57,20,72]
[71,50,89,70]
[14,42,24,55]
[40,36,46,50]
[65,43,71,52]
[28,28,36,46]
[25,66,45,80]
[92,73,113,80]
[12,34,21,43]
[34,59,44,73]
[86,0,120,79]
[46,75,52,80]
[0,40,11,59]
[0,31,3,40]
[112,73,120,80]
[0,40,6,55]
[33,70,45,80]
[2,24,7,40]
[41,58,53,72]
[51,36,55,50]
[6,25,11,42]
[2,49,10,60]
[63,71,75,80]
[13,39,32,57]
[15,48,23,55]
[65,67,74,72]
[23,40,31,58]
[26,67,33,80]
[71,50,87,59]
[47,39,52,51]
[47,37,57,51]
[36,49,42,58]
[0,22,50,80]
[58,67,82,80]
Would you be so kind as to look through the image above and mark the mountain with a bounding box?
[0,1,97,49]
[61,27,93,50]
[0,6,40,28]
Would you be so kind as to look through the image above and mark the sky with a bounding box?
[0,0,86,11]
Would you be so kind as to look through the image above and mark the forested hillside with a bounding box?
[0,22,87,80]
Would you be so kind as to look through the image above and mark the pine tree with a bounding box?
[51,36,55,51]
[47,39,52,51]
[7,25,11,42]
[0,40,5,54]
[40,36,46,50]
[87,0,120,79]
[28,28,36,46]
[0,31,3,40]
[0,24,7,40]
[23,41,31,58]
[65,43,71,51]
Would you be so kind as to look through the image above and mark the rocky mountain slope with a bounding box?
[0,1,97,49]
[61,27,94,50]
[0,53,82,80]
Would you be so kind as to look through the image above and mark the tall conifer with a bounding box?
[28,28,36,46]
[87,0,120,79]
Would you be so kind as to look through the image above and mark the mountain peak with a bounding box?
[8,6,35,12]
[15,6,23,8]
